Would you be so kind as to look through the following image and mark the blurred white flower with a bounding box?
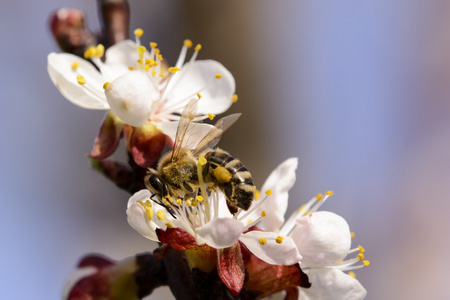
[48,29,235,127]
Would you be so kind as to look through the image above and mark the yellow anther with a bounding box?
[103,82,110,89]
[348,271,356,278]
[231,94,238,103]
[157,54,163,61]
[168,67,180,74]
[137,46,147,55]
[247,219,253,224]
[154,48,161,55]
[196,195,204,202]
[134,28,144,37]
[195,44,202,52]
[176,199,182,206]
[186,199,192,206]
[71,61,79,70]
[350,232,355,239]
[184,39,193,48]
[208,113,215,120]
[213,166,232,183]
[198,156,207,166]
[165,222,173,229]
[358,245,365,253]
[83,46,96,59]
[151,70,157,76]
[137,200,153,220]
[254,187,261,200]
[316,193,323,201]
[95,44,105,58]
[261,211,267,217]
[150,42,158,48]
[259,238,267,245]
[76,75,86,85]
[276,236,284,244]
[215,73,222,79]
[325,190,334,196]
[146,58,156,66]
[197,93,202,99]
[357,253,365,261]
[159,72,164,77]
[157,210,165,221]
[128,66,134,70]
[191,200,198,207]
[145,65,150,71]
[363,260,370,267]
[265,190,272,196]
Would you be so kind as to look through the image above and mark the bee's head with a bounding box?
[144,170,165,198]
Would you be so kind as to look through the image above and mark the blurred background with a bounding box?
[1,0,450,299]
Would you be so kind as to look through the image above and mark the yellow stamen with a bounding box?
[154,48,161,55]
[157,210,165,221]
[215,73,222,79]
[247,219,253,224]
[157,54,163,61]
[208,113,215,120]
[196,195,204,202]
[363,260,370,267]
[358,253,365,260]
[76,75,86,85]
[168,67,180,74]
[95,44,105,58]
[176,199,182,206]
[316,193,323,201]
[71,61,79,70]
[151,70,157,76]
[150,42,158,48]
[165,222,173,228]
[103,82,110,89]
[145,65,150,71]
[137,200,153,220]
[134,28,144,37]
[325,190,333,196]
[261,211,267,217]
[83,46,96,59]
[195,44,202,52]
[254,187,261,200]
[358,245,365,253]
[231,94,238,103]
[159,72,164,77]
[265,190,272,196]
[276,236,284,244]
[350,232,355,239]
[348,271,356,278]
[137,46,147,55]
[259,238,267,245]
[198,156,207,166]
[184,39,193,48]
[197,93,202,99]
[186,199,192,206]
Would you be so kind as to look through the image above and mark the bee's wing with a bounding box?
[171,98,199,161]
[192,113,241,156]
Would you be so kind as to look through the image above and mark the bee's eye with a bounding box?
[148,175,163,193]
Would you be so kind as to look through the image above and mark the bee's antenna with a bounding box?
[150,193,177,219]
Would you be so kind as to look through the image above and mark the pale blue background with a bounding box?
[2,1,449,299]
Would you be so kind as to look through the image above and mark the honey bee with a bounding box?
[145,98,254,214]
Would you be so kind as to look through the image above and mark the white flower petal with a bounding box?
[105,40,140,66]
[239,231,302,265]
[243,158,298,232]
[105,70,159,127]
[161,121,216,149]
[47,53,109,109]
[164,60,235,114]
[300,268,367,300]
[127,189,152,208]
[126,203,159,241]
[291,211,351,267]
[195,217,243,249]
